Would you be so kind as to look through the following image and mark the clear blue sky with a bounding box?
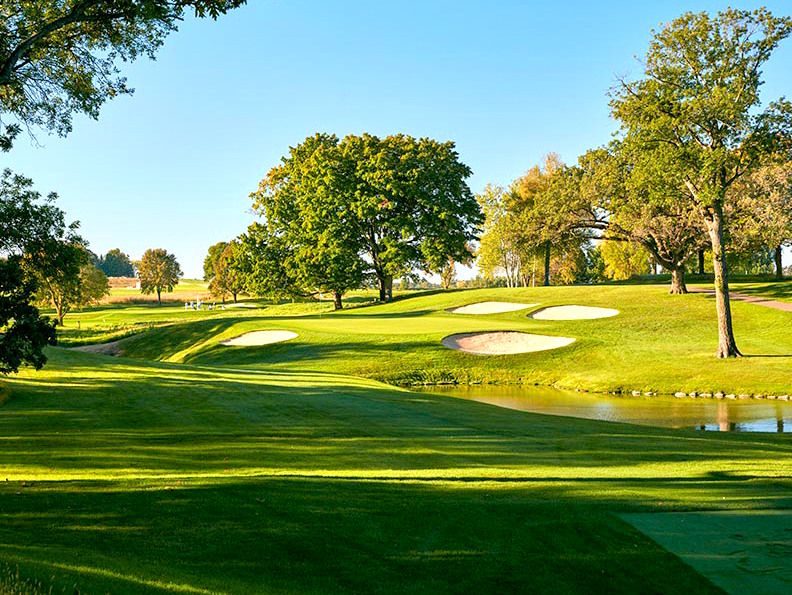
[5,0,792,278]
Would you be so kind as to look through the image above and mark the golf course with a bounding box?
[3,3,792,594]
[1,280,790,593]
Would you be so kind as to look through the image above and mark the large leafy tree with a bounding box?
[247,133,481,304]
[573,145,708,294]
[729,161,792,279]
[339,133,481,301]
[507,154,582,286]
[203,241,228,282]
[476,184,533,287]
[611,8,792,356]
[138,248,182,304]
[0,170,61,372]
[0,0,246,148]
[250,134,365,309]
[26,240,108,326]
[208,241,244,303]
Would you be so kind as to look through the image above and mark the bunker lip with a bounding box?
[221,330,298,347]
[530,305,620,320]
[442,331,575,355]
[447,301,538,315]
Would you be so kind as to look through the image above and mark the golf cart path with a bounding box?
[691,288,792,313]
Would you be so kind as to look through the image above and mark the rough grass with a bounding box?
[61,283,792,396]
[2,349,790,593]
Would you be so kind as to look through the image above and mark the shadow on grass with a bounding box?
[0,477,738,595]
[3,352,790,593]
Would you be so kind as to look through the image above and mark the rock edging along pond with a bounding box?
[396,376,790,402]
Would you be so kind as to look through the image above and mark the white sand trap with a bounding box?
[442,331,575,355]
[225,302,258,309]
[530,305,619,320]
[448,301,538,315]
[221,330,297,347]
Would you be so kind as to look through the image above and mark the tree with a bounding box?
[208,241,245,303]
[203,242,228,282]
[138,248,182,304]
[0,257,56,374]
[339,133,482,301]
[439,257,456,290]
[98,248,134,277]
[0,0,246,149]
[507,154,590,286]
[0,169,62,371]
[248,133,482,304]
[729,161,792,279]
[611,8,792,355]
[573,145,708,294]
[27,241,108,326]
[476,185,528,287]
[249,134,365,309]
[599,241,652,281]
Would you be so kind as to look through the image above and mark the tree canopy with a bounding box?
[610,8,792,356]
[0,0,247,148]
[138,248,182,304]
[245,133,481,304]
[0,169,63,372]
[98,248,135,277]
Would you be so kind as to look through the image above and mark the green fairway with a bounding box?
[3,284,791,593]
[2,348,791,594]
[61,283,792,395]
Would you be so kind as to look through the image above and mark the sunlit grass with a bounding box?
[2,283,791,592]
[58,283,792,395]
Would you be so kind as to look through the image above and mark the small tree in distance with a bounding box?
[138,248,182,305]
[98,248,135,277]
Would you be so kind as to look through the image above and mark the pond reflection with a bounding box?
[416,385,792,433]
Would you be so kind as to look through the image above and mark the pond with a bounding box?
[417,385,792,433]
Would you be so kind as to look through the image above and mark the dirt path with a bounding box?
[691,288,792,313]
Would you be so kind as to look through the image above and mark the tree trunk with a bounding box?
[156,288,161,305]
[705,203,741,358]
[378,274,393,302]
[543,241,551,286]
[333,290,343,310]
[669,266,688,295]
[775,245,783,279]
[233,291,238,303]
[698,249,705,275]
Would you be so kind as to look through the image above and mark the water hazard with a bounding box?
[417,385,792,433]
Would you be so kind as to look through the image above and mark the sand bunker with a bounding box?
[449,301,538,315]
[530,305,619,320]
[442,331,575,355]
[221,330,297,347]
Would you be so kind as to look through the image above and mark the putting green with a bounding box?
[530,305,620,320]
[448,301,537,314]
